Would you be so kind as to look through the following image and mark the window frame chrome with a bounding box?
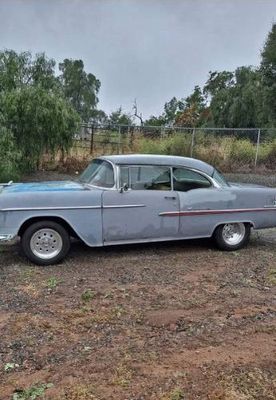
[116,163,222,192]
[84,158,118,191]
[171,166,220,190]
[118,164,173,191]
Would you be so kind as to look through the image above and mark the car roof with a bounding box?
[99,154,214,176]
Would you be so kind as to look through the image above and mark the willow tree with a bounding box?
[0,125,21,182]
[0,86,79,170]
[0,50,80,171]
[261,23,276,126]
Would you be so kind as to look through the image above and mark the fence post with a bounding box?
[190,128,196,157]
[160,126,164,139]
[127,125,130,153]
[118,125,122,154]
[254,128,261,168]
[90,125,94,155]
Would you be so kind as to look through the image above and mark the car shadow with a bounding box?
[69,237,214,257]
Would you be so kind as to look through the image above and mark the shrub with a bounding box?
[62,131,276,174]
[133,133,273,172]
[137,137,165,154]
[137,134,192,156]
[1,86,80,171]
[0,127,21,182]
[227,138,256,167]
[264,139,276,167]
[162,134,191,156]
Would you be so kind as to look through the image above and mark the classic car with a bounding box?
[1,154,276,265]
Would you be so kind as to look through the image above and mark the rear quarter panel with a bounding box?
[177,186,276,238]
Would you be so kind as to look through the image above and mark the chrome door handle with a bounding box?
[164,196,176,200]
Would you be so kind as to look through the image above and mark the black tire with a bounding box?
[213,222,251,251]
[21,220,71,265]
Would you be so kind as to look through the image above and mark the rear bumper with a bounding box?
[0,234,16,242]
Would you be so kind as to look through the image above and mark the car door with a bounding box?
[169,167,233,238]
[102,165,179,243]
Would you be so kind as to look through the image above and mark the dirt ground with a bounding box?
[0,172,275,399]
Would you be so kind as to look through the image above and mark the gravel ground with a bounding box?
[0,171,275,399]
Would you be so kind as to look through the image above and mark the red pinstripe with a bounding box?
[159,207,276,217]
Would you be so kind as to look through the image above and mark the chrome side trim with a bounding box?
[0,181,13,187]
[159,207,276,217]
[85,184,118,191]
[1,206,102,212]
[0,234,15,241]
[103,204,145,209]
[1,204,146,212]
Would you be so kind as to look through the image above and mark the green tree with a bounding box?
[108,107,133,126]
[163,97,183,125]
[31,53,58,90]
[260,23,276,126]
[0,50,58,92]
[204,67,264,128]
[59,59,100,122]
[0,86,79,169]
[228,67,264,128]
[204,71,234,97]
[0,50,80,174]
[0,125,21,182]
[185,86,206,111]
[203,71,234,127]
[90,109,108,125]
[175,86,207,127]
[144,115,166,126]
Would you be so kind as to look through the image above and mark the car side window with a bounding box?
[80,159,115,188]
[173,167,211,192]
[120,166,129,188]
[120,165,171,190]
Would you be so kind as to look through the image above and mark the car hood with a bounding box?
[0,181,86,194]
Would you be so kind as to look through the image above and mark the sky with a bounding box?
[0,0,276,119]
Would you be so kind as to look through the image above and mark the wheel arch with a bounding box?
[18,216,81,241]
[211,220,255,236]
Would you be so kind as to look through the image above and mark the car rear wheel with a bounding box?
[213,222,251,251]
[21,221,71,265]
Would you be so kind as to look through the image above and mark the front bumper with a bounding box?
[0,234,15,242]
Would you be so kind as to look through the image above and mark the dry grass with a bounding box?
[209,367,276,400]
[266,268,276,286]
[161,388,185,400]
[57,384,99,400]
[44,134,276,174]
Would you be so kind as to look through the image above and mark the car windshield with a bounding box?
[212,169,229,187]
[79,159,115,188]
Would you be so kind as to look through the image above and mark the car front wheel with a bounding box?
[213,222,251,251]
[21,221,71,265]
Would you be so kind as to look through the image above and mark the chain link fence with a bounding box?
[72,124,276,168]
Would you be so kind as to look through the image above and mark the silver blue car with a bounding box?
[1,154,276,265]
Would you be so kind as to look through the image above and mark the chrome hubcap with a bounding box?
[30,229,63,260]
[222,223,245,246]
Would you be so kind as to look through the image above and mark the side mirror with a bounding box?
[119,183,129,193]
